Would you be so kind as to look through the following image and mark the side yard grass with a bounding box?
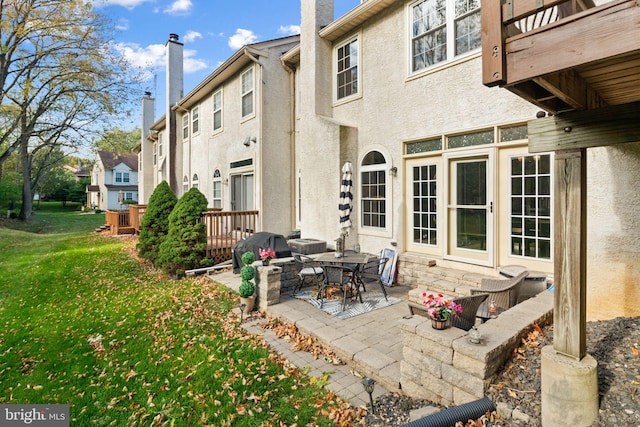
[0,203,361,426]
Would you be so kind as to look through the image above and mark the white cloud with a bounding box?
[113,42,165,71]
[115,18,129,32]
[112,42,208,77]
[183,49,209,73]
[90,0,152,9]
[228,29,258,50]
[183,31,203,43]
[164,0,192,15]
[278,25,300,36]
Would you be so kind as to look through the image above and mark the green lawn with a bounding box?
[0,203,361,426]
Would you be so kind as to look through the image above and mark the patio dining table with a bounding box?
[314,252,372,308]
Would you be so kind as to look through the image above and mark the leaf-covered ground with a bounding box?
[0,205,364,426]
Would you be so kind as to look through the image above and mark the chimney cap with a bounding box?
[144,91,152,97]
[169,33,179,41]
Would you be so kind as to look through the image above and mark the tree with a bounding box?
[157,188,211,275]
[137,181,177,265]
[92,128,141,154]
[0,0,141,220]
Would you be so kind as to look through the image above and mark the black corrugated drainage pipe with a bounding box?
[401,397,496,427]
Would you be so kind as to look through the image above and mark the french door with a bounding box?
[445,150,494,266]
[230,173,254,211]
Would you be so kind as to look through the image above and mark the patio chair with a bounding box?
[451,293,489,331]
[319,264,357,311]
[292,254,323,296]
[470,270,528,317]
[354,256,389,301]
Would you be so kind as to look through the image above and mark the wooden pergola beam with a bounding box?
[528,101,640,153]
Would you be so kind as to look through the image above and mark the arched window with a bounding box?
[213,170,222,208]
[192,173,199,189]
[183,176,189,193]
[360,151,387,229]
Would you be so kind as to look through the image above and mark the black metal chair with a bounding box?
[451,293,490,331]
[292,254,323,296]
[353,256,389,301]
[319,264,356,311]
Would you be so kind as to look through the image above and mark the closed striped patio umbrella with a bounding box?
[338,161,353,256]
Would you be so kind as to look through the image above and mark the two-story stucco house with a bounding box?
[138,34,300,237]
[291,0,639,320]
[88,151,138,211]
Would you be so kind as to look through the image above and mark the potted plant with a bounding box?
[239,252,256,313]
[422,293,462,330]
[258,247,276,266]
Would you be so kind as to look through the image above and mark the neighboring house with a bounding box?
[138,34,299,237]
[88,151,139,210]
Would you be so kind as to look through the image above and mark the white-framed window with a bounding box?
[183,175,189,193]
[412,163,438,245]
[158,132,163,158]
[192,106,199,134]
[124,192,133,201]
[360,151,388,229]
[153,142,157,166]
[182,114,189,140]
[213,89,223,132]
[115,171,130,184]
[192,173,199,189]
[510,154,552,259]
[335,36,359,101]
[241,68,254,118]
[213,169,222,208]
[410,0,481,73]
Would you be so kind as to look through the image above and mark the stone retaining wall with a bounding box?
[400,289,554,406]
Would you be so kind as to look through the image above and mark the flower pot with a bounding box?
[239,295,256,314]
[262,259,270,266]
[431,317,450,330]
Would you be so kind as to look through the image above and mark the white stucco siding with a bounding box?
[260,44,298,235]
[587,143,640,319]
[321,3,540,258]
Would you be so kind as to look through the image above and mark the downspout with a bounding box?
[281,59,297,232]
[174,104,190,196]
[244,48,264,231]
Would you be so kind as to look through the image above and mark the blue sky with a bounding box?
[91,0,359,128]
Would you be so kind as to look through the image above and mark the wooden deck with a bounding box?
[482,0,640,114]
[104,207,259,264]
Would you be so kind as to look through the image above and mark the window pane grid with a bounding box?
[361,167,386,229]
[510,154,552,259]
[213,91,222,131]
[412,164,438,245]
[337,39,358,100]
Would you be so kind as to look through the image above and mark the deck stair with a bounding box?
[95,224,110,233]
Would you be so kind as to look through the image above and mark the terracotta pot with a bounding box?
[239,295,255,314]
[431,317,450,330]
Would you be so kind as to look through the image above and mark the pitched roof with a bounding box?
[98,151,138,172]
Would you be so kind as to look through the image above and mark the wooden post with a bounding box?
[481,0,506,87]
[552,149,587,359]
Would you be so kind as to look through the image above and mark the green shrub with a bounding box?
[137,181,177,265]
[241,251,255,265]
[239,280,255,297]
[238,252,256,297]
[240,265,255,281]
[156,187,209,275]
